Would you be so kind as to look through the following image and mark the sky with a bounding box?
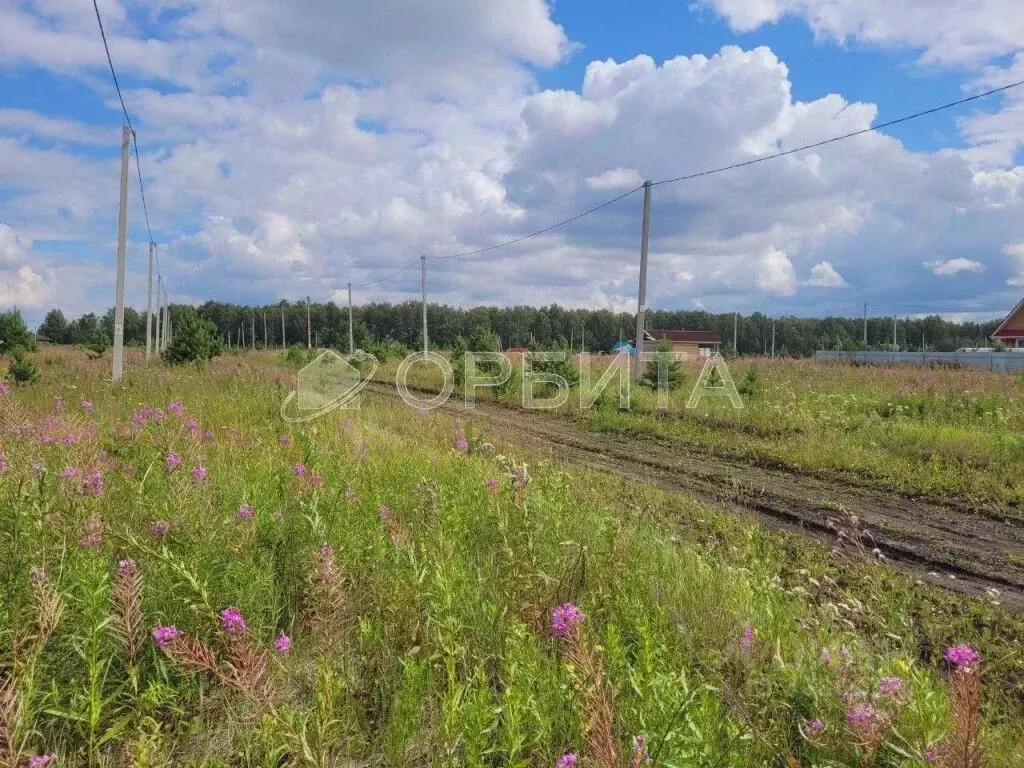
[1,0,1023,328]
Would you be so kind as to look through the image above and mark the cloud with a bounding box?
[1004,243,1024,287]
[586,168,644,190]
[923,258,986,276]
[805,260,848,287]
[755,247,798,296]
[0,224,56,308]
[698,0,1024,66]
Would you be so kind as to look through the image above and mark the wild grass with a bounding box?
[375,354,1024,508]
[0,348,1022,766]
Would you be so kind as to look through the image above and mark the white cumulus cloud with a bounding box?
[923,258,986,277]
[805,261,848,287]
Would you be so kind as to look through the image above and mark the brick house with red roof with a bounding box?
[644,329,721,359]
[991,297,1024,349]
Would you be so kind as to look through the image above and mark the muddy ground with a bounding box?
[367,382,1024,607]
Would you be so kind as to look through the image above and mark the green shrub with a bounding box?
[0,309,37,353]
[738,365,760,397]
[6,346,40,385]
[162,308,222,364]
[285,343,308,365]
[640,340,685,391]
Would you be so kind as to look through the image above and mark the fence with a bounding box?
[815,350,1024,372]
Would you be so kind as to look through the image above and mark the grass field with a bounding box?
[378,354,1024,509]
[1,347,1023,767]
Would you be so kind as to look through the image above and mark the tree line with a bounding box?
[31,301,1008,357]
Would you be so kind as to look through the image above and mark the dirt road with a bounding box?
[367,382,1024,606]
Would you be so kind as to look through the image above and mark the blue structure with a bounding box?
[610,341,636,356]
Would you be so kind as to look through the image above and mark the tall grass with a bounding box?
[0,349,1021,765]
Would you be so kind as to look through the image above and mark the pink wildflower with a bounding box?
[805,719,824,736]
[149,520,169,538]
[0,381,9,395]
[82,470,104,497]
[275,633,292,653]
[116,558,137,578]
[878,677,903,697]
[944,644,981,667]
[378,504,392,520]
[293,463,308,477]
[81,398,94,412]
[556,753,578,768]
[168,400,187,418]
[924,744,944,765]
[236,503,254,522]
[165,451,182,471]
[740,626,757,651]
[78,516,103,549]
[630,734,651,767]
[455,436,468,453]
[550,603,586,638]
[821,647,832,666]
[29,567,48,584]
[278,435,290,446]
[59,466,79,480]
[0,452,7,474]
[152,625,182,648]
[486,478,499,493]
[219,606,248,635]
[28,755,55,768]
[192,465,208,484]
[846,702,878,727]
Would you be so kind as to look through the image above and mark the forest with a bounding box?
[34,300,1007,357]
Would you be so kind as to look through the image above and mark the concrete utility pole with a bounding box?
[633,180,652,380]
[863,302,868,345]
[421,255,428,358]
[347,282,355,354]
[733,312,738,354]
[306,297,311,349]
[155,277,163,353]
[112,125,131,382]
[263,311,268,349]
[771,319,776,358]
[145,242,154,361]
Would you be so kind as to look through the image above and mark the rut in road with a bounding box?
[368,382,1024,607]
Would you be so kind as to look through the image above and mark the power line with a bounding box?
[92,0,154,244]
[651,79,1024,187]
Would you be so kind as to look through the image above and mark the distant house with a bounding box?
[35,333,52,345]
[991,297,1024,349]
[644,329,721,359]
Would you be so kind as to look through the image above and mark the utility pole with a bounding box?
[633,180,652,380]
[771,319,776,358]
[306,297,311,349]
[863,302,868,346]
[421,254,428,358]
[263,311,268,349]
[112,125,130,382]
[145,241,154,361]
[733,312,738,355]
[155,277,163,353]
[281,306,286,350]
[347,282,355,354]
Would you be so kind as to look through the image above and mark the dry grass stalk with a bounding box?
[0,673,23,768]
[110,559,143,666]
[303,545,348,654]
[942,665,984,768]
[563,625,619,768]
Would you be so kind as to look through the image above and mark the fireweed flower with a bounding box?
[0,381,9,395]
[236,503,254,522]
[192,465,208,484]
[149,520,170,538]
[152,409,166,423]
[924,744,944,765]
[275,633,292,653]
[82,470,104,497]
[165,451,182,471]
[78,516,103,549]
[29,567,48,584]
[878,677,903,697]
[0,452,7,474]
[81,398,94,412]
[168,400,187,418]
[59,466,79,480]
[152,625,182,648]
[293,463,308,478]
[740,626,757,651]
[550,603,586,638]
[317,544,334,560]
[117,558,138,578]
[28,754,55,768]
[846,702,878,727]
[278,435,290,446]
[556,753,578,768]
[219,606,248,635]
[486,478,499,493]
[944,644,981,667]
[455,436,468,453]
[378,504,392,520]
[805,719,825,736]
[630,734,651,767]
[821,647,832,667]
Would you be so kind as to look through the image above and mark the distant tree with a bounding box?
[6,346,40,385]
[641,340,685,391]
[38,308,69,344]
[162,308,222,364]
[0,310,37,353]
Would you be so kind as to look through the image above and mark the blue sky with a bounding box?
[0,0,1022,327]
